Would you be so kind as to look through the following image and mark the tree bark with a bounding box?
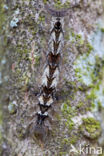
[0,0,104,155]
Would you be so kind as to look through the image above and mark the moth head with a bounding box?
[54,20,61,31]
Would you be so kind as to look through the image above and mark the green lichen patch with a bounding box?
[16,124,26,139]
[74,53,94,86]
[54,0,70,9]
[76,101,84,109]
[54,0,63,9]
[13,66,31,89]
[59,133,79,155]
[61,100,76,132]
[0,3,6,34]
[74,27,104,111]
[59,151,67,156]
[86,43,94,54]
[79,117,101,139]
[78,84,91,91]
[61,138,69,145]
[69,134,78,144]
[73,34,95,85]
[101,27,104,32]
[86,62,104,110]
[43,0,48,4]
[38,14,45,23]
[97,101,102,111]
[68,31,94,57]
[60,80,77,100]
[34,55,41,66]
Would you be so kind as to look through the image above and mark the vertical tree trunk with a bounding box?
[0,0,104,155]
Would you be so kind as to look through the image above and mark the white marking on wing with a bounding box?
[49,31,56,42]
[38,111,48,116]
[51,68,59,88]
[50,77,59,88]
[42,66,49,86]
[58,32,63,42]
[42,76,48,86]
[43,66,49,77]
[56,42,63,54]
[38,111,41,115]
[48,41,54,54]
[38,96,44,105]
[46,97,53,106]
[44,112,48,116]
[53,68,59,78]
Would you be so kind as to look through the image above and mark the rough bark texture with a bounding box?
[0,0,104,156]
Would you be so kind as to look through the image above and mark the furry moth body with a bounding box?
[33,6,67,138]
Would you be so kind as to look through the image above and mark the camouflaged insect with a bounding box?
[32,5,69,139]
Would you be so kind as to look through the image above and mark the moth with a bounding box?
[31,5,69,139]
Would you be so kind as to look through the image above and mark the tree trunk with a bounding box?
[0,0,104,155]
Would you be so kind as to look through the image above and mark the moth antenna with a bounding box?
[44,4,69,17]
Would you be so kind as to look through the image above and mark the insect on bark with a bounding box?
[31,5,69,140]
